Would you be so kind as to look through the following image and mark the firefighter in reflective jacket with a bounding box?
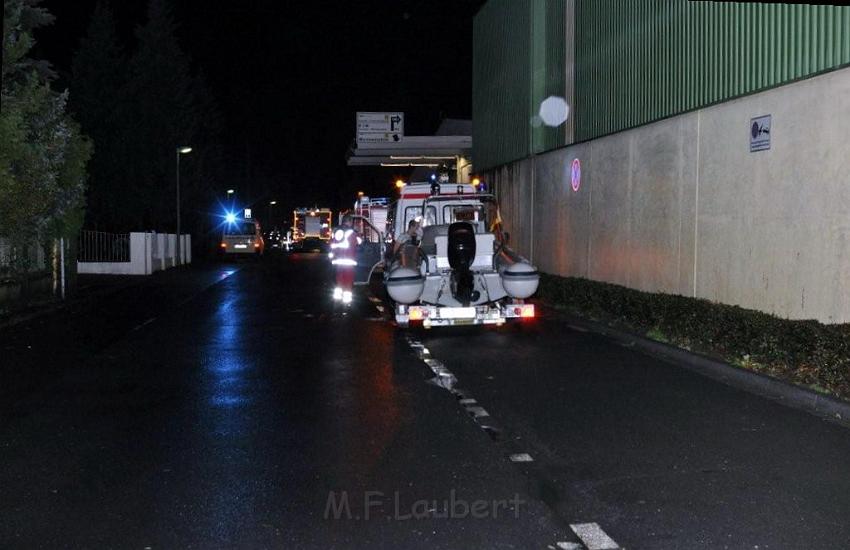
[330,215,361,304]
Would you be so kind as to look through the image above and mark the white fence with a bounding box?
[78,230,130,262]
[78,232,191,275]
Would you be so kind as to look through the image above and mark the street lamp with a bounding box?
[268,200,277,227]
[227,189,235,196]
[176,146,192,265]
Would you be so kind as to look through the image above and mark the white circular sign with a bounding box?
[539,96,570,127]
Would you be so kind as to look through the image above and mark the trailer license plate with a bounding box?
[440,307,476,319]
[234,244,248,249]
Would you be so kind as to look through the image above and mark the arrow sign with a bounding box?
[357,112,404,143]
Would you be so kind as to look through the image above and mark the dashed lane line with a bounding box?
[367,292,622,550]
[508,453,534,463]
[129,268,241,333]
[130,317,156,332]
[405,337,499,436]
[569,523,620,550]
[403,338,624,550]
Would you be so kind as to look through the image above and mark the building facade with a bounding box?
[474,0,850,322]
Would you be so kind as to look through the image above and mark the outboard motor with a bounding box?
[447,222,480,305]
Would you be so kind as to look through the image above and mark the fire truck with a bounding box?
[352,196,389,244]
[292,207,332,251]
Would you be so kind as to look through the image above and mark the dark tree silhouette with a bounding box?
[69,1,129,231]
[70,0,224,240]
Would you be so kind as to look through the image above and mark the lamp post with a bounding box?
[176,146,192,265]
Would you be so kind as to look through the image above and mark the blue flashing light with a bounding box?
[430,173,437,181]
[225,212,237,224]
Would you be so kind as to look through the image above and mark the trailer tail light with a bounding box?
[254,242,260,248]
[511,304,535,318]
[220,242,226,248]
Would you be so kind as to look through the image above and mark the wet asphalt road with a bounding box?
[1,253,850,549]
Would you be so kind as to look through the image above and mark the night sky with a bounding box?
[35,0,485,215]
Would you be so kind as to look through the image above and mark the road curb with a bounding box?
[547,307,850,429]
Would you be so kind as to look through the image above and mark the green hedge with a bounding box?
[538,274,850,400]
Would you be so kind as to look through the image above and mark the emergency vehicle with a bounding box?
[292,208,332,251]
[352,196,389,244]
[219,209,264,257]
[379,176,539,327]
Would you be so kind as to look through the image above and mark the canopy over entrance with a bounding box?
[346,118,472,182]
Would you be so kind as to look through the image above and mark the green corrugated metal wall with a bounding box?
[533,0,567,154]
[575,0,850,141]
[473,0,850,170]
[473,0,531,173]
[473,0,566,171]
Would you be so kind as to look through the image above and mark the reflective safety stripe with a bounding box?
[331,258,358,266]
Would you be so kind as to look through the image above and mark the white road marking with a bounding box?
[466,406,490,418]
[509,453,534,462]
[570,523,619,550]
[405,338,620,550]
[131,317,156,332]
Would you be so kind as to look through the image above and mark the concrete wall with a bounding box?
[490,66,850,323]
[78,233,191,276]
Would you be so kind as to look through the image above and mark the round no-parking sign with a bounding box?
[570,158,581,192]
